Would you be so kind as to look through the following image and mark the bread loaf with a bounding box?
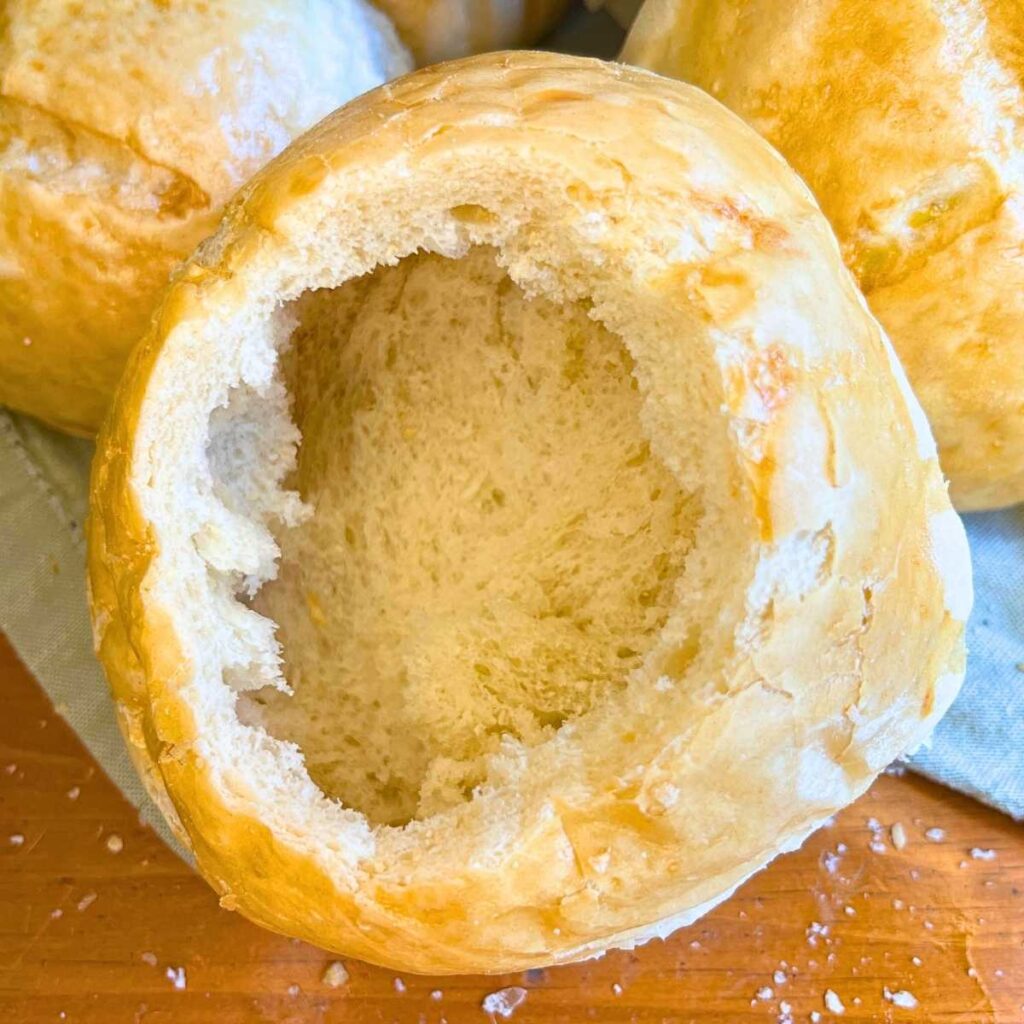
[623,0,1024,511]
[88,52,971,973]
[0,0,411,436]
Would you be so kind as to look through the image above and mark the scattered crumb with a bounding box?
[867,817,881,830]
[909,868,920,880]
[923,920,934,931]
[884,987,918,1009]
[3,764,16,775]
[995,969,1005,979]
[824,988,845,1015]
[689,939,701,950]
[393,978,406,993]
[50,908,63,920]
[852,998,861,1007]
[67,786,80,801]
[482,986,527,1018]
[970,847,996,861]
[322,961,349,988]
[76,892,97,912]
[806,922,829,947]
[431,990,443,1001]
[924,827,945,842]
[959,860,969,869]
[774,969,788,985]
[9,834,24,846]
[287,983,300,997]
[810,1013,821,1023]
[165,966,186,991]
[892,898,904,909]
[912,957,922,967]
[967,967,978,979]
[611,983,623,996]
[891,822,907,849]
[140,952,158,966]
[844,906,856,917]
[105,834,124,854]
[870,840,887,854]
[756,987,774,1001]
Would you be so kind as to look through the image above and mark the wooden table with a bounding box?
[0,634,1021,1023]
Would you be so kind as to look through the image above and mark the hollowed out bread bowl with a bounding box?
[623,0,1024,511]
[0,0,411,436]
[88,53,971,974]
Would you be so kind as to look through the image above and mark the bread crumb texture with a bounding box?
[244,248,698,825]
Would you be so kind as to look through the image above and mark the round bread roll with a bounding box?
[371,0,569,64]
[0,0,411,437]
[88,53,971,974]
[623,0,1024,511]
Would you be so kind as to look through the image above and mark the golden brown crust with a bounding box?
[0,0,410,435]
[88,52,969,974]
[622,0,1024,510]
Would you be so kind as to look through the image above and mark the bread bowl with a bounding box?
[622,0,1024,511]
[0,0,411,437]
[371,0,569,63]
[88,52,971,974]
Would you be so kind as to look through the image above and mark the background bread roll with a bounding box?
[623,0,1024,511]
[371,0,569,63]
[89,53,970,973]
[0,0,411,436]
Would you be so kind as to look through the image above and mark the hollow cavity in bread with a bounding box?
[236,247,700,825]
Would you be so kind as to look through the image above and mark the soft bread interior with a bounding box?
[238,247,701,826]
[146,176,749,879]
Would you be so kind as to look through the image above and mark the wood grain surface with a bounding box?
[0,632,1022,1024]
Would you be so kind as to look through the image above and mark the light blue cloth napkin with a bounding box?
[1,408,1021,835]
[911,507,1024,818]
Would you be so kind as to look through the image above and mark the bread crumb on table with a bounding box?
[890,822,907,849]
[969,847,997,860]
[481,986,528,1018]
[824,988,845,1014]
[924,827,945,842]
[105,833,124,853]
[884,986,919,1008]
[165,966,186,991]
[322,961,349,988]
